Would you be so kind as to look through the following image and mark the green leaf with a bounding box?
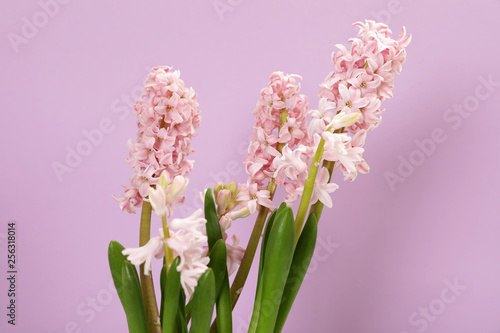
[177,289,188,333]
[259,204,286,275]
[185,300,192,323]
[208,239,228,297]
[121,262,149,333]
[160,265,167,327]
[108,241,148,333]
[190,269,216,333]
[162,257,182,333]
[207,239,232,332]
[205,189,223,251]
[109,241,127,294]
[215,273,232,333]
[274,213,318,333]
[248,208,279,333]
[255,207,295,333]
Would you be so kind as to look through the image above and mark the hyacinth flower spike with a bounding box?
[113,66,201,332]
[109,20,411,333]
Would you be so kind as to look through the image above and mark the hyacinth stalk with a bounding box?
[293,127,329,240]
[308,157,337,220]
[114,66,201,330]
[138,202,161,332]
[307,21,411,223]
[230,109,287,306]
[231,20,411,308]
[161,215,174,270]
[231,72,311,307]
[294,122,356,240]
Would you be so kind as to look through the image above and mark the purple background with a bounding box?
[1,0,500,332]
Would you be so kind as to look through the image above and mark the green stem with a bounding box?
[139,201,162,333]
[161,215,174,273]
[308,127,344,222]
[230,206,270,308]
[276,108,288,153]
[229,107,287,310]
[308,160,335,221]
[294,133,328,242]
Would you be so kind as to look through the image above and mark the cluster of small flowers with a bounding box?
[166,210,209,299]
[114,66,201,214]
[240,21,411,208]
[243,72,313,207]
[122,210,209,299]
[311,20,411,181]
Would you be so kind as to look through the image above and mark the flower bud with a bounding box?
[148,186,168,216]
[165,175,189,202]
[214,181,224,198]
[228,207,251,220]
[226,181,238,197]
[219,214,233,233]
[216,189,232,216]
[329,112,361,130]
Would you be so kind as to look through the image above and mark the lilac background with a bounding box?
[1,0,500,332]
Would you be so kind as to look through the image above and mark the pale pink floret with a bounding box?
[122,237,164,275]
[272,145,309,186]
[351,130,368,147]
[132,165,159,198]
[236,182,274,214]
[346,72,381,95]
[341,158,370,182]
[284,183,301,206]
[321,132,365,175]
[168,209,205,231]
[308,98,337,137]
[297,167,339,208]
[219,214,233,234]
[278,117,305,143]
[337,84,369,114]
[113,187,142,214]
[225,234,245,276]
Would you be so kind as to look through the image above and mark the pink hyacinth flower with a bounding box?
[225,234,245,276]
[166,210,209,299]
[236,182,274,214]
[122,237,164,275]
[337,84,369,114]
[297,167,339,208]
[272,145,309,186]
[114,66,201,215]
[322,132,364,174]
